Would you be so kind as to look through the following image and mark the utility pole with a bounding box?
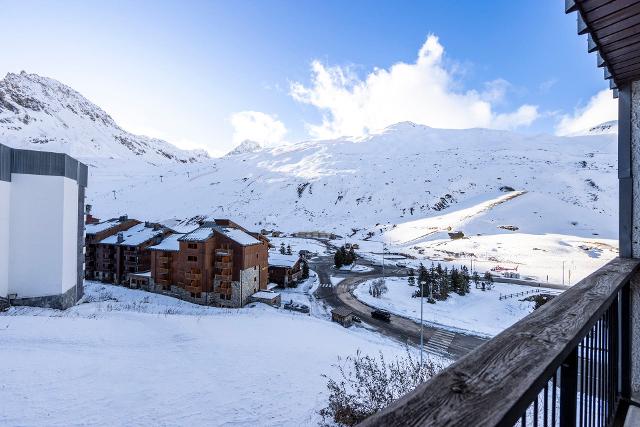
[562,261,565,286]
[420,279,425,366]
[160,175,164,183]
[112,190,116,199]
[381,241,385,280]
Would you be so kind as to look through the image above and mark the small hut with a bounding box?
[331,307,354,328]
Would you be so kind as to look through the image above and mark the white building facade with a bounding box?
[0,143,87,309]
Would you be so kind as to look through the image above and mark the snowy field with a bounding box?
[0,282,417,427]
[353,276,542,337]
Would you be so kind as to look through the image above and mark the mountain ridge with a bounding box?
[0,71,207,164]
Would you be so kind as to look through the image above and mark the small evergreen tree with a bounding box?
[279,242,286,255]
[334,250,344,268]
[286,244,292,255]
[407,275,415,287]
[348,247,356,263]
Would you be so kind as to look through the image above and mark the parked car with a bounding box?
[283,300,310,314]
[352,315,362,324]
[371,309,391,322]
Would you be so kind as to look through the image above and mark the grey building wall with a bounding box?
[629,82,640,397]
[0,143,88,310]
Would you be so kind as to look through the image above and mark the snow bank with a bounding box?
[0,282,412,426]
[354,277,539,337]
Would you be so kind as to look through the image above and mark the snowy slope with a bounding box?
[0,282,416,426]
[87,121,617,283]
[0,71,207,164]
[89,121,617,237]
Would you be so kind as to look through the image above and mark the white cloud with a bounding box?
[229,111,287,146]
[555,89,617,136]
[289,35,539,139]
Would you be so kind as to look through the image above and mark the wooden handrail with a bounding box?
[360,257,640,426]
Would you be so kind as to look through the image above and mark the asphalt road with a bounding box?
[310,255,489,360]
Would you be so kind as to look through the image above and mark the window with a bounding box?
[188,243,197,249]
[254,277,257,282]
[188,255,197,262]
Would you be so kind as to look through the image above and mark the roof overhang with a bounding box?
[566,0,640,97]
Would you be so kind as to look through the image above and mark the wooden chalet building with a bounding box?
[84,215,140,281]
[86,219,167,284]
[268,253,303,287]
[149,219,269,307]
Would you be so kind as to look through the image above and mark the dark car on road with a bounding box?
[284,300,310,314]
[371,309,391,322]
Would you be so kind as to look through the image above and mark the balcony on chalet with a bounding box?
[361,4,640,426]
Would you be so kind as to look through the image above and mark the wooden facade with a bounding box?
[149,220,270,307]
[86,219,167,285]
[85,217,140,281]
[268,259,303,287]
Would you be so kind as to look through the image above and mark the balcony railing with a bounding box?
[361,257,639,427]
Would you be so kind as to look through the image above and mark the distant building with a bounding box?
[268,253,303,287]
[87,219,167,284]
[85,216,140,281]
[0,144,87,309]
[250,290,281,307]
[292,231,337,239]
[149,219,270,307]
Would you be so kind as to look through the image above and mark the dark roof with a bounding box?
[332,307,353,317]
[567,0,640,96]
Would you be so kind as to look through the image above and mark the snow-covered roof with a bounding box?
[99,223,163,246]
[85,219,123,235]
[149,233,182,252]
[179,227,215,242]
[130,271,151,277]
[252,291,280,300]
[218,227,260,246]
[159,218,200,234]
[268,253,300,268]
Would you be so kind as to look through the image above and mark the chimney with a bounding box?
[118,215,128,222]
[85,204,92,214]
[144,221,150,228]
[117,232,124,244]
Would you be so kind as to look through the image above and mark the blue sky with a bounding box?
[0,0,617,155]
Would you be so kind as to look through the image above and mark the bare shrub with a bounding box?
[319,347,441,426]
[368,278,387,298]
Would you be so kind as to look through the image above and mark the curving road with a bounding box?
[310,255,489,360]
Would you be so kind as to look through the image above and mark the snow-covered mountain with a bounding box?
[89,121,617,237]
[588,120,618,135]
[85,120,618,282]
[226,139,263,156]
[0,73,619,282]
[0,71,207,164]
